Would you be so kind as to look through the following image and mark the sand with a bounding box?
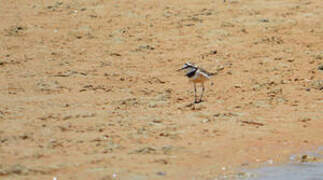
[0,0,322,179]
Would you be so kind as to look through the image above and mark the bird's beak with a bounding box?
[176,67,185,71]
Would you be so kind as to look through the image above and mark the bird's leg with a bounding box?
[194,83,198,103]
[199,83,205,103]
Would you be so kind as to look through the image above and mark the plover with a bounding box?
[177,62,215,103]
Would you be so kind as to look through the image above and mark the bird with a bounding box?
[177,62,215,103]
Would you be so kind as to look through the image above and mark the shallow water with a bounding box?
[246,162,323,180]
[233,150,323,180]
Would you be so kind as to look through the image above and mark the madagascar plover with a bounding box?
[177,62,215,103]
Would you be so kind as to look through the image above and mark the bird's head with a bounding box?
[176,62,197,71]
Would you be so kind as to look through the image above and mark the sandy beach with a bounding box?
[0,0,322,179]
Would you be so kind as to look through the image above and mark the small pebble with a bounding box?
[156,171,166,176]
[112,173,117,178]
[267,159,273,164]
[318,64,323,71]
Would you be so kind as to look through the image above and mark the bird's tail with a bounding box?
[208,72,218,76]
